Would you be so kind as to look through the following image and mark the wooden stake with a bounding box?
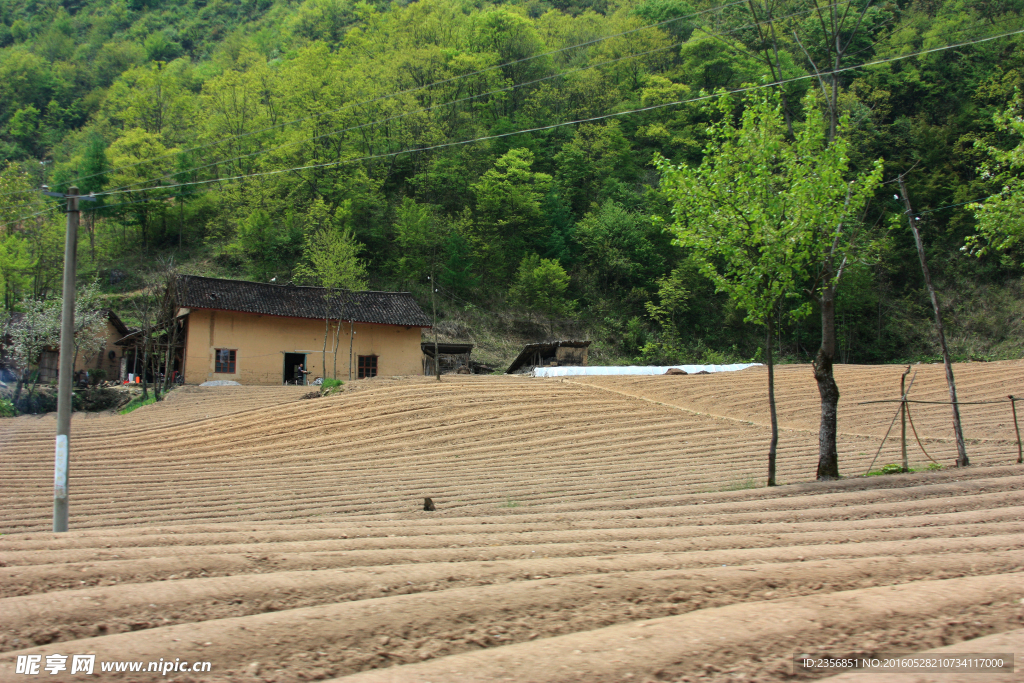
[901,365,910,472]
[898,176,968,467]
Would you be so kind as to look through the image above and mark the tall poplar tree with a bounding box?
[657,90,805,486]
[658,89,883,482]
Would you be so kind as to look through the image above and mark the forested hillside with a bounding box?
[1,0,1023,367]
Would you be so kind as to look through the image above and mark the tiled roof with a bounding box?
[102,309,131,336]
[174,275,432,327]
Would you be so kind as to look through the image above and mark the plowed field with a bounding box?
[1,362,1022,682]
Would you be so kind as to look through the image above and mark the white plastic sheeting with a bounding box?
[533,363,761,377]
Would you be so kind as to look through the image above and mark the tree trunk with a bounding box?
[332,319,341,380]
[88,212,95,262]
[814,284,840,480]
[349,321,355,381]
[162,323,175,394]
[151,346,162,401]
[322,311,329,384]
[766,319,778,486]
[140,342,150,401]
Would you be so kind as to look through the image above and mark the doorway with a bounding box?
[284,352,307,385]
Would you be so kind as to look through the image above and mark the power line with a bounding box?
[0,0,747,200]
[0,205,61,232]
[100,0,848,196]
[918,192,1002,216]
[89,26,1024,200]
[5,25,1022,225]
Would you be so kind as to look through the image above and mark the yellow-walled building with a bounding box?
[175,275,432,385]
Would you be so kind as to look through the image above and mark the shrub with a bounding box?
[0,398,18,417]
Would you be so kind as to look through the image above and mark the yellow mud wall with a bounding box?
[74,319,125,380]
[183,309,424,385]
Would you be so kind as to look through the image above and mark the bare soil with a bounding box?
[1,362,1022,682]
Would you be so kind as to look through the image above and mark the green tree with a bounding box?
[790,95,884,480]
[0,233,33,313]
[967,91,1024,258]
[642,267,691,360]
[657,91,806,486]
[233,209,286,282]
[296,200,368,380]
[658,89,883,483]
[471,148,552,279]
[574,200,666,301]
[391,197,437,284]
[107,128,177,249]
[438,230,481,299]
[509,253,575,317]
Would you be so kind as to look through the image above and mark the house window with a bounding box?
[215,349,236,373]
[358,355,377,378]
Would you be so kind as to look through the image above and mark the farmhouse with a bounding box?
[174,275,432,385]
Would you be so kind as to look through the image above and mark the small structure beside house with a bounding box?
[421,342,474,375]
[505,340,591,374]
[173,275,432,385]
[76,310,132,382]
[2,309,131,384]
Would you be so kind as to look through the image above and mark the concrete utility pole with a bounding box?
[898,175,968,467]
[54,187,79,532]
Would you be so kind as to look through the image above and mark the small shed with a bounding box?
[422,342,474,375]
[505,340,591,374]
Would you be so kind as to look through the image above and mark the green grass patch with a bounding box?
[500,498,520,508]
[866,463,915,476]
[724,478,759,491]
[119,395,157,414]
[321,378,344,389]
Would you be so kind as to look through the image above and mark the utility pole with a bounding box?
[429,271,440,382]
[54,186,79,532]
[898,175,968,467]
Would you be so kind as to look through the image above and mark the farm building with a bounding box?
[505,340,591,374]
[173,275,432,385]
[421,342,474,375]
[1,309,131,384]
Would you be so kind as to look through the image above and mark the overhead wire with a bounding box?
[5,23,1021,225]
[86,26,1024,200]
[0,205,62,232]
[99,0,854,197]
[0,0,748,200]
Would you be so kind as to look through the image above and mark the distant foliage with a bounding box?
[0,0,1021,364]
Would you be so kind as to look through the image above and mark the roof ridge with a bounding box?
[178,274,413,296]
